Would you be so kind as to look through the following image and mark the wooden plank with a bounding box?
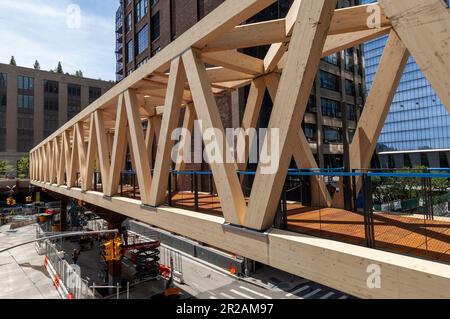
[94,110,111,189]
[106,95,128,196]
[202,50,264,75]
[335,31,409,206]
[203,19,287,51]
[379,0,450,114]
[62,131,71,186]
[237,77,266,171]
[175,103,196,172]
[264,73,332,207]
[75,122,87,188]
[183,48,247,225]
[149,58,186,206]
[124,89,153,205]
[83,114,97,191]
[245,0,337,230]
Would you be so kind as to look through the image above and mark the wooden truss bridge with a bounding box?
[30,0,450,298]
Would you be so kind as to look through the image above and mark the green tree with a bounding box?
[9,56,16,66]
[74,70,83,77]
[56,61,63,73]
[0,160,14,178]
[34,60,41,70]
[17,156,29,179]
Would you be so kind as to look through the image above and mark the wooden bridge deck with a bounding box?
[167,191,450,264]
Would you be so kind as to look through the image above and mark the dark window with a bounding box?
[151,11,160,40]
[388,155,396,168]
[17,76,34,110]
[323,53,338,65]
[0,73,6,109]
[347,104,356,121]
[135,0,148,22]
[151,46,161,56]
[345,79,355,96]
[324,155,343,169]
[17,115,34,152]
[349,129,355,144]
[67,84,81,119]
[344,48,354,71]
[126,40,133,64]
[404,154,412,168]
[439,152,449,168]
[420,153,430,167]
[150,0,159,5]
[304,124,316,142]
[44,80,59,138]
[319,70,339,91]
[125,13,132,33]
[306,95,315,113]
[323,126,343,144]
[321,98,341,118]
[136,25,149,55]
[89,87,102,104]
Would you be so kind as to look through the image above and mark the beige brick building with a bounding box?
[0,63,114,164]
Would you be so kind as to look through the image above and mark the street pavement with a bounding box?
[0,224,61,299]
[159,246,352,300]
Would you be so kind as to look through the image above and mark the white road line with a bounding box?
[230,289,254,299]
[302,289,322,299]
[285,285,310,297]
[220,292,234,299]
[320,292,335,299]
[239,286,272,299]
[340,295,348,299]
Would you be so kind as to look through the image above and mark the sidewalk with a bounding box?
[0,224,61,299]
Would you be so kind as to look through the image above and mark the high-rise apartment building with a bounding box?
[363,0,450,168]
[0,63,114,164]
[115,0,365,169]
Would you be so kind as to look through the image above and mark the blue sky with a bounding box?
[0,0,119,81]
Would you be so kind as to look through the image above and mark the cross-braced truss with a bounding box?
[30,0,450,298]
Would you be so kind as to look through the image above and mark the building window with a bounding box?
[125,13,132,33]
[324,155,343,169]
[126,40,134,64]
[136,25,149,55]
[321,98,341,118]
[89,87,102,104]
[151,11,160,40]
[439,152,449,168]
[304,124,316,142]
[17,76,35,110]
[306,95,315,113]
[150,0,159,5]
[44,80,59,138]
[347,104,356,121]
[17,115,34,152]
[420,153,430,167]
[345,80,355,96]
[135,0,148,22]
[151,47,161,56]
[0,73,6,109]
[323,126,343,144]
[67,84,81,120]
[404,154,412,168]
[323,53,338,65]
[349,129,355,144]
[319,71,339,91]
[344,48,354,72]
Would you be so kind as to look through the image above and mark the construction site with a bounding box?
[1,0,450,301]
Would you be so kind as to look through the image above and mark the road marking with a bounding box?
[239,286,272,299]
[302,289,321,299]
[285,285,310,297]
[230,289,254,299]
[220,292,234,299]
[340,295,348,299]
[320,292,335,299]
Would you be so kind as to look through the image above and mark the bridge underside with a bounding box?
[30,0,450,298]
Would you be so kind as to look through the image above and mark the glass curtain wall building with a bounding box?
[363,0,450,168]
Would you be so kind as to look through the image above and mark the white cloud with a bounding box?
[0,0,116,81]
